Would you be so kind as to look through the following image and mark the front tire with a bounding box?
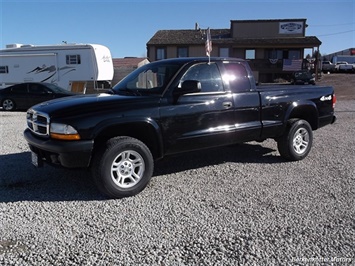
[91,136,154,198]
[277,119,313,161]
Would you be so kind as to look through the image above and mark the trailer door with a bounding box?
[71,81,86,93]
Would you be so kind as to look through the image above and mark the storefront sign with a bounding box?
[279,22,303,34]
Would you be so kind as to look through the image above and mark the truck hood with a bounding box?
[31,92,159,118]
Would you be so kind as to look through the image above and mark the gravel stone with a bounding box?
[0,100,354,265]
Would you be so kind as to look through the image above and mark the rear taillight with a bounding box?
[332,94,336,108]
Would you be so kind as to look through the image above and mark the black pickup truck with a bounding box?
[24,57,336,198]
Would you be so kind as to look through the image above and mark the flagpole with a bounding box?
[205,27,212,64]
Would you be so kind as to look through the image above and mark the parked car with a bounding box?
[290,70,316,85]
[0,82,75,111]
[321,61,335,73]
[335,61,354,72]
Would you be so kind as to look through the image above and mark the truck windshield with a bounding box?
[112,62,182,95]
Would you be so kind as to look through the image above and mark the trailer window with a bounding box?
[0,66,9,74]
[66,55,81,64]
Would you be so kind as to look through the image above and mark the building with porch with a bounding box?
[147,18,321,83]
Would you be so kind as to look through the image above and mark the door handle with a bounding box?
[223,102,232,109]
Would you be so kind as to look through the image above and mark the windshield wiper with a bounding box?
[105,88,115,95]
[117,88,142,96]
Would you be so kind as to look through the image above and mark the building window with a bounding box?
[156,47,166,60]
[66,55,81,64]
[267,49,301,60]
[219,48,229,57]
[177,47,188,57]
[266,49,283,59]
[0,66,9,73]
[245,49,255,59]
[288,50,301,60]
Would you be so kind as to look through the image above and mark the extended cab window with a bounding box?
[222,63,251,92]
[179,63,223,92]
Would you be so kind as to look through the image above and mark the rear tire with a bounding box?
[277,119,313,161]
[91,136,154,198]
[2,99,15,111]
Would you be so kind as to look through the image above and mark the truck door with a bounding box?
[222,62,262,141]
[160,62,236,155]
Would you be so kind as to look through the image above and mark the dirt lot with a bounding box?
[316,73,355,101]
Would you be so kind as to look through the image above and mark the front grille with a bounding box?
[27,109,50,137]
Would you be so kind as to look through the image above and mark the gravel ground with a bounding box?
[0,101,354,265]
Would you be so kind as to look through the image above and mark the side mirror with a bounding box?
[176,80,201,95]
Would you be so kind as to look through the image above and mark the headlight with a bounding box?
[50,123,81,140]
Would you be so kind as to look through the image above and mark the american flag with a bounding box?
[205,28,212,57]
[282,59,302,71]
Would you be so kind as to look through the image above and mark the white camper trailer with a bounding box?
[0,43,114,93]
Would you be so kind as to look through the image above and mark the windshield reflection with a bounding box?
[112,62,182,95]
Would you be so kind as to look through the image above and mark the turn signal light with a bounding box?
[50,133,81,140]
[332,94,336,108]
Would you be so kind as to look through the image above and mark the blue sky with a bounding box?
[0,0,354,58]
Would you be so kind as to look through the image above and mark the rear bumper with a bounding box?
[318,114,336,129]
[24,129,94,168]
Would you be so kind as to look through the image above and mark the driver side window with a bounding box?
[180,63,223,92]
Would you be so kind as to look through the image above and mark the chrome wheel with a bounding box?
[92,136,154,198]
[111,150,145,189]
[293,128,309,155]
[277,119,313,161]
